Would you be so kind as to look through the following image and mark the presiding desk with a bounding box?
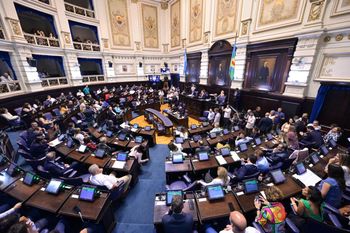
[145,108,173,134]
[165,110,189,128]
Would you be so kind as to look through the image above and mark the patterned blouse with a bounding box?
[256,202,287,233]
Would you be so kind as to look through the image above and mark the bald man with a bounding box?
[205,211,259,233]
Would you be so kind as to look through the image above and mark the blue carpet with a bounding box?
[112,144,168,233]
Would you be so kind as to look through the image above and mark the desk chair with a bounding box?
[303,216,350,233]
[199,111,209,122]
[17,136,31,152]
[94,181,126,203]
[0,115,24,131]
[324,203,350,229]
[252,218,300,233]
[289,148,309,165]
[25,156,46,169]
[52,108,61,117]
[44,112,54,121]
[166,174,199,192]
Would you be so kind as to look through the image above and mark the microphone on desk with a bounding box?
[73,205,84,223]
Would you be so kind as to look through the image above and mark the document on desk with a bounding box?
[48,138,61,147]
[292,169,321,187]
[216,155,227,165]
[112,161,126,169]
[230,151,240,162]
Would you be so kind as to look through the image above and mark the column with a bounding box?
[199,49,208,85]
[65,53,82,86]
[231,43,247,89]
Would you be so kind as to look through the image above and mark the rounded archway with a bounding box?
[208,40,232,87]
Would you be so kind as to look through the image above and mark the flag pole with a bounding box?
[227,32,238,106]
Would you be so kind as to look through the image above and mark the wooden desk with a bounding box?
[126,140,148,149]
[189,139,209,149]
[56,143,77,156]
[153,193,198,225]
[181,140,192,151]
[138,128,156,146]
[188,125,213,135]
[0,170,20,191]
[165,159,193,173]
[59,190,110,221]
[26,187,73,213]
[84,154,111,168]
[67,150,90,163]
[206,136,223,146]
[145,108,173,128]
[191,156,218,172]
[110,138,130,148]
[4,179,44,202]
[88,127,104,139]
[166,111,189,128]
[195,192,241,222]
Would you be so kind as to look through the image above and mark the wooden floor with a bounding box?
[130,104,199,144]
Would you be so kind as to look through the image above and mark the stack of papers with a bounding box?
[215,155,227,165]
[292,169,322,187]
[230,151,240,162]
[112,161,126,169]
[48,138,61,147]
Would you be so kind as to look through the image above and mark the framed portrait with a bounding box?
[250,56,277,90]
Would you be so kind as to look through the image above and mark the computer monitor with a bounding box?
[296,162,306,175]
[79,186,96,202]
[233,126,240,131]
[198,152,209,161]
[135,136,143,143]
[266,133,273,141]
[78,145,87,153]
[320,145,329,156]
[118,133,126,141]
[172,153,183,164]
[209,133,216,139]
[106,131,113,137]
[165,190,183,206]
[193,135,201,142]
[133,123,139,129]
[175,137,184,144]
[329,139,337,148]
[95,149,105,158]
[191,124,197,130]
[270,169,286,184]
[244,179,259,194]
[220,147,230,157]
[239,143,248,152]
[117,152,127,161]
[223,129,229,135]
[23,172,35,186]
[144,126,151,131]
[45,179,63,195]
[207,185,225,201]
[310,152,320,164]
[254,137,262,146]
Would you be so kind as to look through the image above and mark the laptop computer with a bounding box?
[191,124,197,130]
[117,152,128,161]
[193,135,201,142]
[266,133,273,141]
[310,152,320,164]
[144,126,151,131]
[118,133,127,141]
[207,185,225,201]
[106,131,113,137]
[320,145,329,156]
[198,152,209,161]
[243,179,259,194]
[209,133,217,139]
[233,126,240,131]
[175,137,184,144]
[223,129,229,135]
[295,162,306,175]
[254,137,262,146]
[23,172,35,186]
[135,136,143,143]
[329,139,337,148]
[270,169,286,184]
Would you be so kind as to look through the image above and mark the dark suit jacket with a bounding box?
[44,160,67,177]
[235,164,258,181]
[258,117,273,134]
[302,130,324,148]
[162,212,193,233]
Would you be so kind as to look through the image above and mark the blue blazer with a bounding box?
[162,212,194,233]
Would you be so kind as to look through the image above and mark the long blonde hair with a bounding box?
[217,166,229,185]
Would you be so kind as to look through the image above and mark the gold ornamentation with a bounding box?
[215,0,237,37]
[308,1,324,21]
[161,2,168,10]
[108,0,131,47]
[102,39,109,48]
[9,19,22,36]
[142,4,159,49]
[62,32,71,44]
[163,44,169,53]
[135,41,141,50]
[189,0,203,43]
[203,32,210,43]
[131,0,138,3]
[324,35,331,42]
[171,0,181,47]
[241,21,249,35]
[335,34,344,41]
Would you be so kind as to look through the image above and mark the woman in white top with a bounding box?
[245,110,256,136]
[129,145,149,164]
[74,128,86,145]
[198,166,231,187]
[325,153,350,187]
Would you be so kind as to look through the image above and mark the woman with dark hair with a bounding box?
[129,145,149,164]
[290,186,324,222]
[325,153,350,187]
[319,163,344,208]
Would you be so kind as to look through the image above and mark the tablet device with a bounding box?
[266,133,273,141]
[296,162,306,175]
[239,143,248,152]
[191,124,197,130]
[329,139,337,148]
[23,172,35,186]
[220,147,230,157]
[165,190,183,206]
[95,149,105,158]
[172,153,183,164]
[78,145,87,153]
[45,179,62,195]
[223,129,229,135]
[79,186,96,202]
[175,137,184,144]
[320,145,329,156]
[66,138,74,148]
[144,126,151,131]
[6,163,17,176]
[135,136,143,143]
[209,133,216,139]
[207,185,225,201]
[244,179,259,194]
[198,152,209,161]
[254,137,262,146]
[233,126,240,131]
[118,133,126,141]
[270,169,286,184]
[310,152,320,164]
[117,152,127,161]
[106,131,113,137]
[193,135,201,142]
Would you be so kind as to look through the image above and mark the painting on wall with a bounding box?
[331,0,350,16]
[108,0,131,47]
[215,0,237,37]
[250,56,277,90]
[256,0,304,31]
[189,0,203,44]
[142,4,159,49]
[171,0,181,48]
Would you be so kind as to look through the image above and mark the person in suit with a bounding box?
[162,195,194,233]
[44,151,78,177]
[258,61,269,83]
[30,133,48,159]
[97,137,112,154]
[258,113,273,135]
[300,125,324,149]
[234,155,259,181]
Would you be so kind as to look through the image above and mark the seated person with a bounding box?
[255,149,270,174]
[0,108,20,122]
[234,155,259,181]
[300,126,324,148]
[205,211,259,233]
[97,137,112,154]
[37,112,54,129]
[22,103,36,115]
[195,140,210,154]
[198,166,231,187]
[88,164,131,192]
[325,153,350,187]
[129,145,149,164]
[324,126,342,144]
[66,122,75,137]
[73,128,86,145]
[168,142,186,157]
[235,132,252,147]
[44,151,78,177]
[30,133,48,159]
[84,137,96,151]
[162,195,194,233]
[0,203,21,220]
[210,122,222,135]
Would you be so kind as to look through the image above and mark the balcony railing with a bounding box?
[73,41,100,51]
[24,33,60,47]
[65,2,95,18]
[0,81,21,94]
[41,77,68,88]
[82,75,105,83]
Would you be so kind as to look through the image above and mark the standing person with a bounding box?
[213,108,221,126]
[258,113,273,135]
[253,106,263,125]
[159,89,165,105]
[82,85,90,95]
[223,105,232,129]
[245,110,256,137]
[275,108,285,132]
[207,108,215,123]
